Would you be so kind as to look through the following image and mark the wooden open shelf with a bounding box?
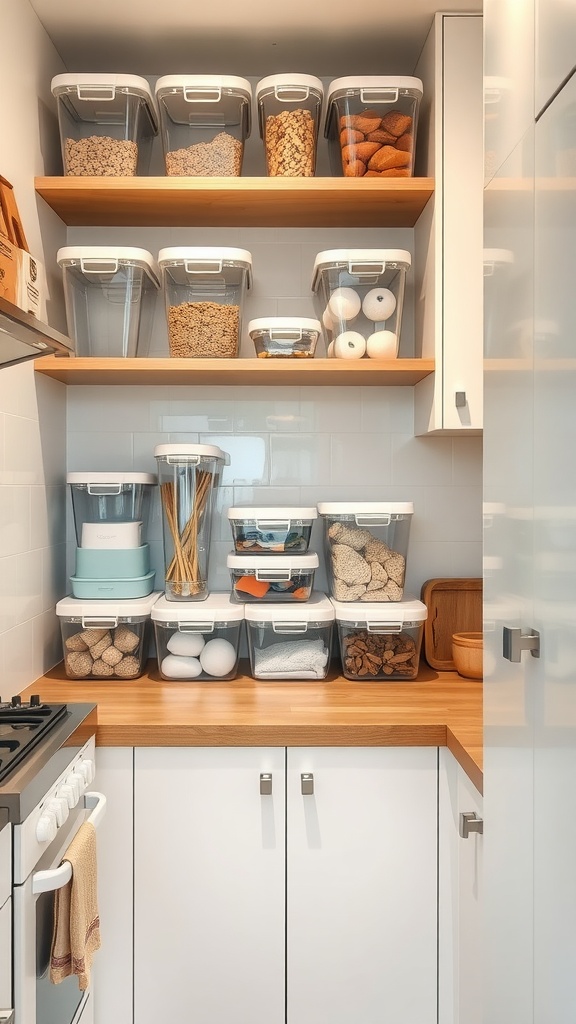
[34,176,434,228]
[34,356,434,387]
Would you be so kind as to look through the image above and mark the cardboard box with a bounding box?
[0,236,43,316]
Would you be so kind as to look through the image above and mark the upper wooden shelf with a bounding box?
[34,356,434,387]
[34,176,435,228]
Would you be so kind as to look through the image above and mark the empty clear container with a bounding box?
[158,247,252,358]
[331,596,426,680]
[67,473,157,546]
[248,317,321,358]
[152,593,244,680]
[256,74,324,177]
[245,593,334,679]
[51,74,158,176]
[155,75,252,176]
[57,247,160,357]
[228,552,318,602]
[57,592,160,680]
[228,506,318,553]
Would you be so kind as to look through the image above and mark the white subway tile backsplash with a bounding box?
[200,433,269,486]
[361,387,415,434]
[330,431,392,486]
[270,433,332,486]
[453,436,484,483]
[234,388,301,433]
[3,415,44,486]
[391,434,455,486]
[300,387,362,433]
[0,486,31,557]
[67,431,134,471]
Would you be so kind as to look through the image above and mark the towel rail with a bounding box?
[32,792,107,895]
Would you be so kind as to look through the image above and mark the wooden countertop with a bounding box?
[22,661,483,793]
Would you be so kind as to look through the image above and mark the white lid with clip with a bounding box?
[317,501,414,525]
[158,247,253,289]
[67,472,157,486]
[324,76,423,136]
[56,591,161,623]
[312,249,411,290]
[155,75,252,135]
[244,591,334,625]
[151,592,244,624]
[154,443,229,465]
[255,74,324,136]
[57,247,160,286]
[51,74,158,131]
[228,552,319,577]
[248,318,321,341]
[330,596,427,627]
[228,506,317,522]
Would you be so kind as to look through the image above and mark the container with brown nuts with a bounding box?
[256,75,324,177]
[57,593,160,680]
[331,597,427,681]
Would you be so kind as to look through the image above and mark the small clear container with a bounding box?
[312,248,411,359]
[228,552,319,602]
[324,76,422,178]
[317,501,414,602]
[152,593,244,680]
[245,593,334,679]
[155,76,252,176]
[155,444,229,602]
[248,317,321,359]
[51,74,158,176]
[331,596,426,680]
[67,473,157,547]
[57,592,160,680]
[256,74,324,177]
[158,247,252,358]
[57,247,160,357]
[227,506,318,554]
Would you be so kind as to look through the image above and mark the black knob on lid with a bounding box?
[30,694,40,706]
[11,695,21,707]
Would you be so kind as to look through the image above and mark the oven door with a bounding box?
[13,793,105,1024]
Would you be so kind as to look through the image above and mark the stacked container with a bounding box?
[227,506,319,603]
[248,317,322,359]
[245,593,335,680]
[57,592,160,680]
[331,597,427,680]
[255,75,324,177]
[152,593,244,680]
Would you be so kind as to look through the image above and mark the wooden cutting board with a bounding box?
[420,578,482,670]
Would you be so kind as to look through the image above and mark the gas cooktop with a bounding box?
[0,697,68,785]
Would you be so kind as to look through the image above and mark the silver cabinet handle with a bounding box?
[455,391,467,408]
[259,773,272,796]
[503,626,540,662]
[301,773,314,795]
[459,811,483,838]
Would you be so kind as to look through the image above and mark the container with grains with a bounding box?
[331,597,427,680]
[51,74,158,176]
[256,75,324,177]
[158,247,252,358]
[57,593,160,680]
[155,76,252,177]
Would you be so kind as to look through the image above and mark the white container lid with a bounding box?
[256,74,324,96]
[57,247,160,287]
[151,592,244,623]
[317,501,414,515]
[227,552,319,570]
[154,443,229,464]
[248,318,321,335]
[67,472,157,485]
[51,74,158,130]
[158,247,252,289]
[244,592,334,622]
[155,76,252,135]
[330,596,427,624]
[155,75,251,97]
[57,591,161,619]
[325,76,423,106]
[227,506,317,521]
[312,249,412,290]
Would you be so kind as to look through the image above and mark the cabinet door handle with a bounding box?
[259,773,272,795]
[459,811,483,838]
[301,773,314,795]
[503,626,540,662]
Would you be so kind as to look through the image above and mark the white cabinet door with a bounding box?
[484,0,535,181]
[287,747,437,1024]
[134,747,285,1024]
[0,896,11,1011]
[536,1,576,116]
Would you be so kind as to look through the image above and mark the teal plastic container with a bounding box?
[69,570,156,600]
[75,545,150,580]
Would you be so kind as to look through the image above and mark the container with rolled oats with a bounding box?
[256,74,324,177]
[158,247,252,358]
[51,74,158,176]
[155,76,252,176]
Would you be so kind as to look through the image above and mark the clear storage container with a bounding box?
[331,596,426,680]
[317,501,414,602]
[256,74,324,177]
[158,247,252,358]
[155,444,228,601]
[245,593,334,679]
[248,317,321,358]
[57,247,160,357]
[67,473,157,547]
[228,552,318,602]
[227,506,317,553]
[152,593,244,680]
[324,76,422,178]
[312,249,411,359]
[51,74,158,176]
[57,592,160,680]
[155,76,252,176]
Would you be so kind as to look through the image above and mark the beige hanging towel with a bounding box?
[50,820,101,991]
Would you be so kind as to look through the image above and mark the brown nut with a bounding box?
[379,167,411,177]
[380,111,413,138]
[367,146,411,171]
[339,113,382,134]
[365,129,397,144]
[342,142,382,164]
[340,128,364,146]
[343,158,367,177]
[395,133,413,152]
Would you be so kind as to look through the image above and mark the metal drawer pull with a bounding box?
[301,773,314,795]
[259,773,272,795]
[503,626,540,662]
[459,811,483,838]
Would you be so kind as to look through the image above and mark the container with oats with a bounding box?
[256,74,324,177]
[155,76,252,176]
[331,596,426,680]
[317,501,414,602]
[158,247,252,358]
[57,593,160,680]
[51,74,158,176]
[324,76,422,178]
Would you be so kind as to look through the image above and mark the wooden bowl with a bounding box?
[451,631,483,679]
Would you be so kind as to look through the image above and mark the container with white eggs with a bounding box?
[151,593,244,681]
[311,248,411,359]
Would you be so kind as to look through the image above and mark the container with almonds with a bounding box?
[324,76,423,178]
[331,597,427,680]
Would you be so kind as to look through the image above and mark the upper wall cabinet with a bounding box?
[536,0,576,116]
[483,0,535,182]
[414,13,484,435]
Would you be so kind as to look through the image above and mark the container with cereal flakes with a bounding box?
[256,74,324,177]
[158,247,252,358]
[57,593,160,680]
[331,596,426,680]
[51,74,158,176]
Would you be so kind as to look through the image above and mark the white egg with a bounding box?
[362,287,397,321]
[167,631,206,657]
[322,307,334,331]
[200,638,237,677]
[328,287,361,322]
[334,331,366,359]
[327,340,335,358]
[161,655,203,679]
[366,330,399,359]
